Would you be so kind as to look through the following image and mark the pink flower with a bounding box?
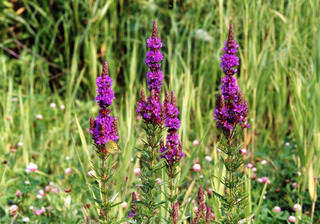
[247,163,254,169]
[257,176,271,184]
[192,163,201,172]
[292,182,298,188]
[15,190,22,197]
[50,103,56,109]
[239,148,247,155]
[293,204,301,212]
[288,216,295,223]
[38,189,45,196]
[34,207,45,216]
[65,168,72,175]
[121,202,127,209]
[17,142,23,147]
[26,162,38,173]
[134,168,141,176]
[52,187,59,194]
[36,114,43,120]
[10,205,18,216]
[193,206,198,213]
[205,156,212,162]
[36,194,43,199]
[261,160,268,165]
[87,170,95,178]
[273,206,281,213]
[193,140,199,147]
[45,185,51,192]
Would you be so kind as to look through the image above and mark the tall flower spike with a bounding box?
[90,62,119,146]
[213,24,249,133]
[136,21,164,125]
[160,91,184,165]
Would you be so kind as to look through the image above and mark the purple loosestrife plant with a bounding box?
[89,62,119,222]
[160,91,183,223]
[134,21,165,223]
[213,24,249,224]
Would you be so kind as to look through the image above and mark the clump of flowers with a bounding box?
[134,21,183,223]
[213,24,249,136]
[89,61,119,222]
[90,62,119,149]
[213,24,249,224]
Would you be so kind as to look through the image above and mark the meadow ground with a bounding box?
[0,0,319,223]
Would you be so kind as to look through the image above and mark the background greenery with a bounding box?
[0,0,319,223]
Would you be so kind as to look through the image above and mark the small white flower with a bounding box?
[87,170,95,178]
[288,216,295,223]
[12,97,18,102]
[192,163,201,172]
[285,142,290,146]
[38,189,45,196]
[273,206,281,213]
[23,217,30,222]
[261,160,268,165]
[297,171,301,176]
[239,148,247,155]
[247,163,254,169]
[65,156,70,161]
[293,204,301,212]
[17,142,23,147]
[36,194,43,199]
[60,105,65,110]
[50,103,56,109]
[25,180,30,185]
[10,205,18,216]
[205,156,212,162]
[65,168,72,175]
[193,206,198,213]
[36,114,43,120]
[26,162,38,173]
[252,167,257,172]
[121,202,128,209]
[193,140,199,147]
[134,168,141,176]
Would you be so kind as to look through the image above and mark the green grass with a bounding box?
[0,0,319,223]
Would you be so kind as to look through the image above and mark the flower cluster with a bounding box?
[213,24,249,133]
[90,62,119,148]
[145,20,164,93]
[160,91,184,165]
[136,21,164,125]
[192,187,215,223]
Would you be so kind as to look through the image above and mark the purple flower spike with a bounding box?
[90,62,119,148]
[160,91,184,165]
[213,24,249,134]
[145,20,164,93]
[137,21,165,125]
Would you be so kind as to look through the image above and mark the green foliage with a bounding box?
[0,0,319,223]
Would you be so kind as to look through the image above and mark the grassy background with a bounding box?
[0,0,319,223]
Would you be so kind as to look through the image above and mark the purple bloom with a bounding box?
[213,24,249,134]
[90,62,119,148]
[137,21,164,125]
[160,91,184,165]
